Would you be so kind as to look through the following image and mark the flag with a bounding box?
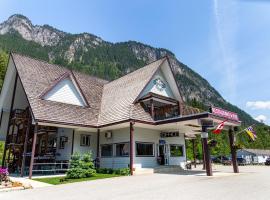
[212,120,226,134]
[245,126,257,141]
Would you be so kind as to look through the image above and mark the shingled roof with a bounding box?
[10,53,203,128]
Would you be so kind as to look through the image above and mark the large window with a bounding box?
[80,134,91,146]
[116,143,129,157]
[170,145,184,157]
[101,144,113,157]
[136,142,154,157]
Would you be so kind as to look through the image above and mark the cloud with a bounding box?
[246,101,270,110]
[213,0,239,102]
[254,115,267,123]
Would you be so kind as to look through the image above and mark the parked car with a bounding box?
[237,157,247,166]
[212,156,232,165]
[265,157,270,166]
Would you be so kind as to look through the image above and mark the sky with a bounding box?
[0,0,270,124]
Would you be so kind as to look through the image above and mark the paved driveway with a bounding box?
[1,165,270,200]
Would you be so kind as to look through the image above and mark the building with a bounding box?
[0,53,241,178]
[237,149,270,164]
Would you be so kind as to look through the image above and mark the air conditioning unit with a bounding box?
[105,131,112,139]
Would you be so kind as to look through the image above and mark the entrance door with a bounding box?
[158,144,170,165]
[158,145,165,165]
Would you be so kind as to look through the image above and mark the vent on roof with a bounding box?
[43,77,87,107]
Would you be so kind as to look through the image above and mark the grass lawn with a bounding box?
[33,173,122,185]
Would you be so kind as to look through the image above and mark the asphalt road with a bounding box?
[1,165,270,200]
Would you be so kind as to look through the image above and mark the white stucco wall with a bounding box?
[99,127,186,169]
[73,130,97,158]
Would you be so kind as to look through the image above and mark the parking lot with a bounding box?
[1,165,270,200]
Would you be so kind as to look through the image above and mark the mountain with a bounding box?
[0,14,256,125]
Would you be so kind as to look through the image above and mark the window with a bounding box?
[170,145,183,157]
[136,142,154,156]
[80,134,91,146]
[101,144,113,157]
[59,136,68,149]
[116,143,129,157]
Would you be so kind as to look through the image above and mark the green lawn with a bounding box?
[33,173,122,185]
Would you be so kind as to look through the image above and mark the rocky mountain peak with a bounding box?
[0,14,64,46]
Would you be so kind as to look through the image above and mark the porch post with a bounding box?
[96,129,100,168]
[130,121,134,175]
[201,138,205,170]
[2,72,18,167]
[201,126,212,176]
[29,123,38,179]
[150,99,155,119]
[71,129,75,155]
[20,112,31,177]
[192,139,197,168]
[229,128,239,173]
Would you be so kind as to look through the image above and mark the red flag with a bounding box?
[212,120,226,134]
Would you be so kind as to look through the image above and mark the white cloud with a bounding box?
[254,115,267,123]
[246,101,270,110]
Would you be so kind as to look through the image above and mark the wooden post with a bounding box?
[2,73,18,167]
[229,128,239,173]
[20,113,31,177]
[201,138,205,170]
[71,129,75,156]
[96,129,100,168]
[150,99,155,119]
[192,139,197,168]
[29,123,38,179]
[201,126,212,176]
[130,121,134,175]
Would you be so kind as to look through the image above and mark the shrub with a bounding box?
[96,167,130,176]
[66,152,96,179]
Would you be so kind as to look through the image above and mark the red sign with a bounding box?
[211,106,239,121]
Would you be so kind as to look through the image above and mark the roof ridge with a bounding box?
[105,57,167,86]
[11,52,108,83]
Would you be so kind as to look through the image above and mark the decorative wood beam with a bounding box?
[29,123,38,179]
[71,129,75,156]
[20,110,31,177]
[2,72,18,167]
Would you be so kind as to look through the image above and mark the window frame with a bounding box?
[170,144,184,157]
[115,142,130,157]
[135,142,155,157]
[101,144,113,157]
[80,134,91,147]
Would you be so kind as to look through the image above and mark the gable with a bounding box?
[139,69,175,99]
[43,77,87,106]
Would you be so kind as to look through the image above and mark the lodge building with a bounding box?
[0,53,241,178]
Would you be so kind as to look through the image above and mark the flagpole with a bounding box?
[235,124,256,137]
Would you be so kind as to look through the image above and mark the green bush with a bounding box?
[66,152,96,179]
[96,167,130,176]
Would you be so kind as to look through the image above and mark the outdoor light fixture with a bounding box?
[201,132,208,138]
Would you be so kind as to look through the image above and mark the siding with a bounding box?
[44,78,86,106]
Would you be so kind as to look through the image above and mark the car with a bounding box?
[237,157,247,166]
[212,156,232,165]
[265,158,270,166]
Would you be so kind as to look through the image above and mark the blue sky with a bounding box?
[0,0,270,124]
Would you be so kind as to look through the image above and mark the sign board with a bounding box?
[211,106,239,121]
[159,140,166,145]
